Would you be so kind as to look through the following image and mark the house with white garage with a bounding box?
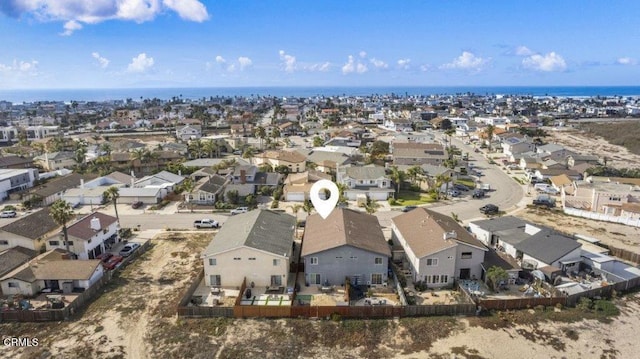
[301,208,391,287]
[201,210,295,288]
[46,212,119,260]
[0,249,104,296]
[283,170,332,202]
[336,165,394,201]
[392,208,487,287]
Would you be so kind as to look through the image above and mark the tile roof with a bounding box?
[203,210,295,257]
[392,208,486,258]
[67,212,118,241]
[302,208,390,257]
[1,208,61,240]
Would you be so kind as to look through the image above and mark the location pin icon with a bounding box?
[309,179,340,219]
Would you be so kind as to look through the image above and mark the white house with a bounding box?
[336,165,394,201]
[47,212,119,260]
[177,125,202,141]
[0,168,38,201]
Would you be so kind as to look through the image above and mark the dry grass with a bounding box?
[581,121,640,156]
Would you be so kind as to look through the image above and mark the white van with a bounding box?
[534,183,550,192]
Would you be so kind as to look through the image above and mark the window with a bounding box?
[441,275,448,283]
[461,252,472,259]
[209,275,221,286]
[233,257,241,260]
[432,275,440,284]
[350,256,358,260]
[371,273,383,285]
[273,259,280,266]
[248,257,256,261]
[425,275,431,284]
[309,273,321,285]
[8,282,19,288]
[49,240,60,246]
[374,257,383,265]
[270,275,282,286]
[64,241,74,246]
[0,240,8,245]
[310,257,318,265]
[209,258,217,266]
[426,258,438,266]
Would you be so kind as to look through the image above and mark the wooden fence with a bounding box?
[477,296,566,310]
[566,277,640,306]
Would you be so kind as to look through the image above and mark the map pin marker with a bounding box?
[310,179,339,219]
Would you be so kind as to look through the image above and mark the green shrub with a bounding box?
[330,312,342,322]
[271,200,279,209]
[388,198,397,205]
[594,299,619,316]
[577,297,593,311]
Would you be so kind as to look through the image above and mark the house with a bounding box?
[501,135,535,157]
[305,150,351,174]
[47,212,119,260]
[563,179,640,217]
[0,247,37,294]
[253,150,307,173]
[134,170,185,192]
[188,174,229,205]
[201,210,295,288]
[0,249,104,296]
[283,171,332,202]
[23,173,97,207]
[34,151,77,171]
[0,208,60,252]
[176,125,202,141]
[391,142,447,166]
[336,165,394,201]
[391,208,487,287]
[0,168,39,201]
[0,155,34,169]
[301,208,391,287]
[566,154,600,169]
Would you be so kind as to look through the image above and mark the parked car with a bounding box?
[533,195,556,208]
[119,243,141,257]
[96,252,113,263]
[0,210,17,218]
[479,204,500,215]
[472,189,485,198]
[230,207,248,215]
[447,189,461,197]
[131,201,143,209]
[104,255,124,270]
[193,219,220,228]
[401,205,417,212]
[454,184,470,191]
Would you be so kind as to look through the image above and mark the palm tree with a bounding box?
[363,196,380,214]
[182,179,195,212]
[242,146,256,159]
[188,139,204,159]
[203,139,218,158]
[50,199,75,255]
[302,199,314,215]
[288,204,303,237]
[406,166,424,186]
[389,166,406,198]
[484,125,495,152]
[434,173,450,200]
[254,126,266,150]
[104,186,121,222]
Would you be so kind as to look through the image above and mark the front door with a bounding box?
[45,280,60,291]
[459,268,471,280]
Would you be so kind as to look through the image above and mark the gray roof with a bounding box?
[470,216,532,233]
[1,208,60,240]
[197,174,228,194]
[344,165,386,180]
[307,150,351,165]
[515,231,581,264]
[0,247,37,278]
[203,210,295,257]
[494,227,531,245]
[253,172,282,186]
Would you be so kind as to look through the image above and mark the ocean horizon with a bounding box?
[1,86,640,104]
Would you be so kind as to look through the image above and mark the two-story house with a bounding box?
[336,165,394,201]
[47,212,119,260]
[0,208,60,253]
[253,150,307,173]
[391,142,447,166]
[302,208,391,287]
[201,210,295,288]
[392,208,487,287]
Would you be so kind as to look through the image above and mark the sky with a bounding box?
[0,0,639,89]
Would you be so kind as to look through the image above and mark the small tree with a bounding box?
[363,196,380,214]
[485,266,509,292]
[226,190,239,205]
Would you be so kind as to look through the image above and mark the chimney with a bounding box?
[90,217,101,231]
[443,231,457,241]
[240,169,246,184]
[80,179,84,189]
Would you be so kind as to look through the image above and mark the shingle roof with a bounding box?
[0,247,37,278]
[203,210,295,257]
[392,208,486,258]
[263,150,306,163]
[0,155,33,168]
[105,171,134,184]
[344,165,386,180]
[0,249,101,282]
[1,208,60,240]
[67,212,118,241]
[301,208,391,257]
[470,216,532,233]
[482,248,520,271]
[515,231,581,264]
[29,173,97,198]
[197,174,228,194]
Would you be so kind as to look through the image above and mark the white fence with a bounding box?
[564,207,640,228]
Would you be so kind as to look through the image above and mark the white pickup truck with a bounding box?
[193,219,220,229]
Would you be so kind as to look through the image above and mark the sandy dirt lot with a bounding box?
[2,231,640,359]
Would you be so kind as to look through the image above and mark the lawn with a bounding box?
[395,191,437,205]
[455,178,476,188]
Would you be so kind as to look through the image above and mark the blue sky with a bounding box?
[1,0,639,89]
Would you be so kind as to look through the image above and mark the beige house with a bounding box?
[34,151,77,171]
[253,150,307,173]
[563,179,640,216]
[283,170,331,202]
[201,210,295,288]
[0,208,59,253]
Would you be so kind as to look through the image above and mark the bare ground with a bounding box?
[2,232,640,359]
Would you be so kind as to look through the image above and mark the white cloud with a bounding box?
[342,55,368,74]
[440,51,489,71]
[127,53,154,73]
[397,58,411,70]
[0,59,39,75]
[370,58,388,69]
[0,0,209,35]
[91,52,110,68]
[359,51,367,58]
[61,20,82,36]
[162,0,209,22]
[238,56,252,70]
[279,50,297,72]
[420,64,430,72]
[307,62,331,72]
[522,52,567,72]
[215,55,226,64]
[515,46,533,56]
[226,64,236,72]
[617,57,637,65]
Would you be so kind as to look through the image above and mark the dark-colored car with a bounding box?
[402,205,417,212]
[131,201,143,209]
[472,189,485,198]
[454,184,470,191]
[479,204,499,215]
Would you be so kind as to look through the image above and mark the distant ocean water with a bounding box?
[1,86,640,104]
